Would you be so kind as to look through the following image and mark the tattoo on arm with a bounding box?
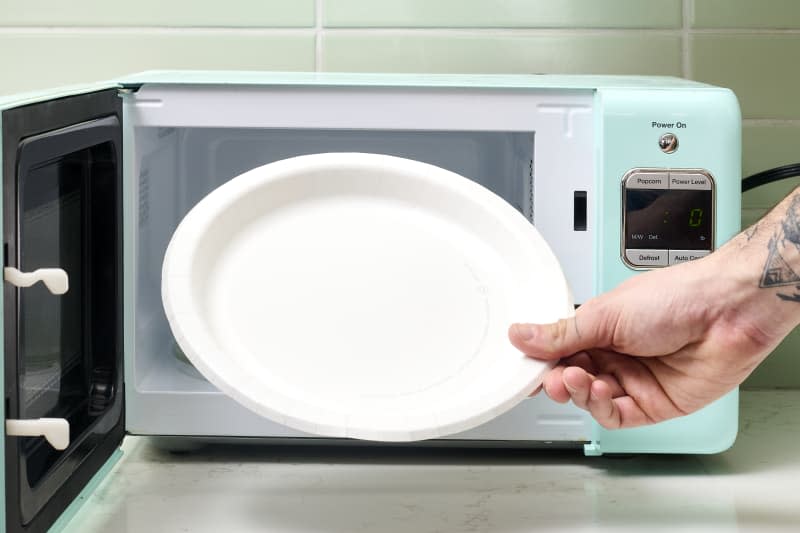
[745,224,759,241]
[760,194,800,301]
[777,289,800,303]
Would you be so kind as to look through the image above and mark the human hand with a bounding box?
[508,244,790,429]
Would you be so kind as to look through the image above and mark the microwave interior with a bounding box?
[135,127,535,389]
[127,85,595,437]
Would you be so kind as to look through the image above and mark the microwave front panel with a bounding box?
[586,86,741,455]
[1,90,124,533]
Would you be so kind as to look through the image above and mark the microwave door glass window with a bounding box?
[19,150,92,488]
[21,161,81,416]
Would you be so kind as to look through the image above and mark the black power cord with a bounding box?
[742,163,800,192]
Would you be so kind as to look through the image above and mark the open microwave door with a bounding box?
[1,88,124,533]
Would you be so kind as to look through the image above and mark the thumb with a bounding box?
[508,301,610,360]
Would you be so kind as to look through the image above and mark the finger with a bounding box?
[606,396,654,429]
[587,381,656,429]
[560,351,597,375]
[552,365,656,430]
[508,320,580,361]
[586,380,621,429]
[542,366,571,403]
[590,350,686,422]
[544,361,601,405]
[508,299,614,360]
[594,372,625,398]
[562,366,593,410]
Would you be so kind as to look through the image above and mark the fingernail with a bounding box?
[564,382,577,395]
[513,323,535,340]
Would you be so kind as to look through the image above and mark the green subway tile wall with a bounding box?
[693,0,800,29]
[691,35,800,119]
[321,34,682,75]
[0,32,315,94]
[0,0,315,27]
[742,125,800,207]
[323,0,682,28]
[0,2,797,387]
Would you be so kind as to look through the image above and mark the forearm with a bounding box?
[709,186,800,343]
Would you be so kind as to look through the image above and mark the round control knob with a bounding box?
[659,132,679,153]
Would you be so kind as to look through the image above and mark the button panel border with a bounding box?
[621,167,716,270]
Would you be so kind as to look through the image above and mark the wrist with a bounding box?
[707,226,800,345]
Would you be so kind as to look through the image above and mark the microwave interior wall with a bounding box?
[126,86,595,440]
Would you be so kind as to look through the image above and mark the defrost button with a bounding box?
[625,249,668,268]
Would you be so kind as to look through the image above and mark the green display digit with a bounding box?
[688,208,703,227]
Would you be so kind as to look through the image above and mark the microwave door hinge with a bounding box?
[6,418,70,450]
[3,267,68,295]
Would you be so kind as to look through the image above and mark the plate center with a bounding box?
[204,195,500,404]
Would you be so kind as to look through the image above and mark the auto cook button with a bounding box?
[625,249,668,267]
[669,249,711,265]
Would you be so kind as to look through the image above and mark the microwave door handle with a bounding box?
[3,267,68,295]
[6,418,70,450]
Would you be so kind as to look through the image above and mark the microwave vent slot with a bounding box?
[528,157,534,224]
[138,167,150,227]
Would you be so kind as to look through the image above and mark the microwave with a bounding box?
[0,72,741,532]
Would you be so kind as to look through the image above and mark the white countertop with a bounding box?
[62,390,800,532]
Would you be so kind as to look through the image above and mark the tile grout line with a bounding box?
[684,27,800,34]
[682,0,692,78]
[315,0,323,71]
[0,26,686,36]
[2,25,800,36]
[303,27,684,37]
[0,26,316,35]
[325,27,800,35]
[743,118,800,125]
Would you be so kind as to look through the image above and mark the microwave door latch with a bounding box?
[3,267,68,295]
[6,418,70,450]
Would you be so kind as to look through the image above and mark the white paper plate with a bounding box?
[162,153,573,441]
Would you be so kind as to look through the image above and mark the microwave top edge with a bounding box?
[0,71,731,112]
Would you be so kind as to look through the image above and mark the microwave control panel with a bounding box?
[621,168,715,269]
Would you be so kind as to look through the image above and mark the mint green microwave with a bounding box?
[0,72,740,532]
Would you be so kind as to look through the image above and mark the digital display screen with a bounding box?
[625,189,712,250]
